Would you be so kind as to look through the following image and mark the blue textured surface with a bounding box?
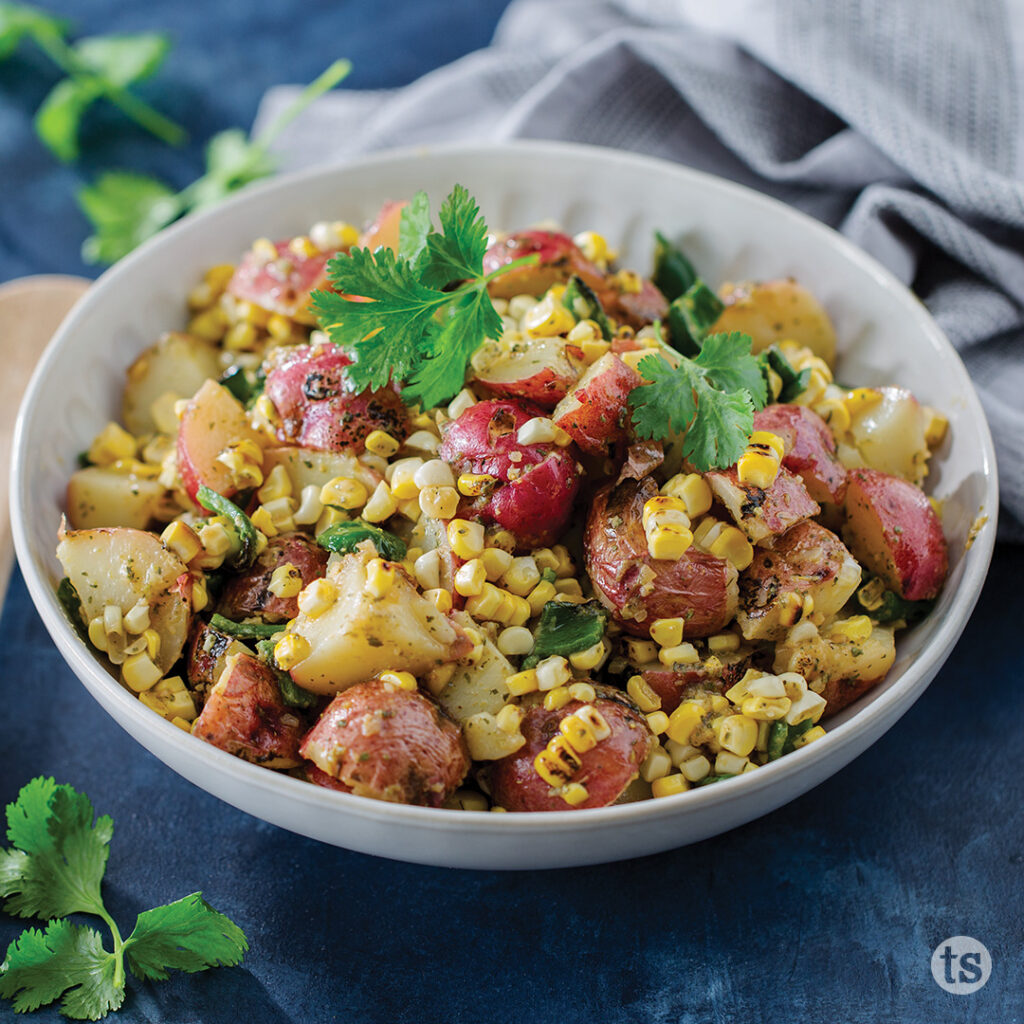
[1,2,1021,1021]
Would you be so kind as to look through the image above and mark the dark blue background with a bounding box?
[1,2,1021,1021]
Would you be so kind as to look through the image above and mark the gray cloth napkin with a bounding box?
[255,0,1024,538]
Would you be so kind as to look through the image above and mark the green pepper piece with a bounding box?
[522,600,607,669]
[196,484,258,570]
[782,718,815,754]
[255,637,318,710]
[208,613,285,640]
[561,275,613,338]
[767,720,789,761]
[758,345,811,404]
[652,231,697,301]
[316,519,407,561]
[57,577,86,638]
[693,772,738,787]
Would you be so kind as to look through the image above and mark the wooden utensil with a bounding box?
[0,274,91,607]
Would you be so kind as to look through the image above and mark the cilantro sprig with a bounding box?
[311,185,536,409]
[0,778,247,1020]
[78,58,351,264]
[0,2,186,162]
[629,331,768,471]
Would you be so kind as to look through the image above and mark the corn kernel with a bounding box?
[506,669,540,696]
[740,695,792,721]
[659,642,699,667]
[826,615,873,644]
[627,675,662,713]
[297,578,337,618]
[620,347,660,374]
[122,652,162,692]
[161,521,203,563]
[414,459,455,490]
[641,744,673,782]
[661,473,712,518]
[749,430,785,460]
[666,700,706,746]
[573,230,610,264]
[320,476,368,511]
[568,682,596,704]
[646,711,670,735]
[708,526,753,571]
[651,774,689,799]
[448,519,486,560]
[190,575,209,613]
[454,558,487,597]
[643,495,689,530]
[845,387,882,417]
[187,306,228,341]
[481,546,514,581]
[535,655,571,691]
[516,417,558,445]
[708,632,741,654]
[503,557,541,597]
[380,670,418,691]
[568,640,606,671]
[544,686,572,711]
[423,588,453,613]
[715,751,748,775]
[814,397,851,434]
[737,449,780,489]
[526,580,557,616]
[274,633,311,670]
[717,715,758,757]
[362,481,397,523]
[792,724,826,748]
[560,782,590,806]
[419,485,459,520]
[647,523,693,560]
[464,582,503,620]
[88,422,136,466]
[123,600,150,636]
[458,473,497,497]
[523,293,575,337]
[268,563,303,599]
[364,558,395,599]
[534,746,576,788]
[785,688,827,727]
[650,617,685,648]
[680,754,711,782]
[365,430,401,457]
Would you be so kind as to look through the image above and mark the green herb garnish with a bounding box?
[857,584,934,624]
[55,578,85,637]
[316,520,407,561]
[523,601,608,669]
[78,59,351,264]
[311,184,536,409]
[0,778,247,1020]
[628,331,768,471]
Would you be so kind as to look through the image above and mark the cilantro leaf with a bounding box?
[33,77,102,162]
[630,353,698,439]
[418,184,488,288]
[0,919,122,1021]
[693,331,767,409]
[0,2,68,61]
[683,379,754,470]
[123,893,248,981]
[73,33,169,87]
[0,778,111,920]
[398,190,431,262]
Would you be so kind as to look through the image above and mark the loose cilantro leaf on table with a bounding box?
[0,778,247,1020]
[629,331,768,472]
[312,184,534,409]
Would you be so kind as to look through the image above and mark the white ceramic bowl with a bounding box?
[12,142,997,869]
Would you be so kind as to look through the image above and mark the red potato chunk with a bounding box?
[487,687,653,812]
[842,468,947,601]
[299,678,470,806]
[357,199,407,252]
[596,276,668,330]
[705,465,820,545]
[176,379,265,502]
[754,404,847,505]
[227,237,338,323]
[737,521,862,641]
[305,763,353,793]
[192,652,305,768]
[640,658,751,715]
[217,532,328,624]
[483,230,606,300]
[585,476,738,638]
[472,336,586,409]
[186,620,248,692]
[439,398,581,549]
[264,342,408,454]
[552,353,642,455]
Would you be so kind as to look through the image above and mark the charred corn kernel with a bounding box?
[623,638,657,666]
[415,459,455,489]
[423,588,453,613]
[666,699,706,745]
[737,448,780,489]
[274,633,311,670]
[161,520,202,563]
[297,578,338,618]
[749,430,784,460]
[526,580,557,616]
[480,546,513,581]
[534,748,573,788]
[573,230,610,264]
[544,686,572,711]
[418,485,459,520]
[647,523,693,560]
[923,407,948,448]
[785,688,827,726]
[454,558,487,597]
[845,387,882,416]
[516,417,558,445]
[190,575,209,612]
[717,715,758,757]
[641,744,672,782]
[644,497,690,533]
[362,481,397,523]
[651,774,689,799]
[122,652,162,692]
[380,670,418,692]
[123,600,150,635]
[268,563,303,599]
[88,617,109,652]
[572,706,610,742]
[566,318,596,343]
[495,704,522,734]
[364,558,395,599]
[257,464,292,504]
[650,617,685,648]
[535,655,571,692]
[708,632,740,654]
[741,695,792,721]
[458,473,497,497]
[646,711,670,735]
[827,615,873,643]
[614,268,644,294]
[365,430,400,457]
[708,526,753,571]
[659,642,699,667]
[792,724,826,748]
[88,422,136,466]
[465,582,503,620]
[569,640,607,671]
[495,626,533,657]
[320,476,369,511]
[447,519,486,560]
[627,675,662,713]
[715,751,748,775]
[171,716,192,732]
[777,591,805,628]
[663,473,713,517]
[523,293,576,337]
[560,782,589,806]
[680,754,712,783]
[692,517,724,550]
[568,682,596,704]
[502,557,541,597]
[578,337,611,364]
[506,668,539,696]
[413,549,441,591]
[814,397,851,433]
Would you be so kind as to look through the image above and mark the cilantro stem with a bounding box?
[481,252,538,285]
[97,907,126,989]
[253,58,351,149]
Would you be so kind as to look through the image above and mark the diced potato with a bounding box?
[261,447,382,497]
[66,467,169,530]
[438,613,514,722]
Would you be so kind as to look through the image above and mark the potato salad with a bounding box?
[57,187,950,811]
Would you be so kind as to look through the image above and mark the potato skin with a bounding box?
[299,679,470,806]
[187,620,243,693]
[227,237,336,322]
[217,532,328,623]
[585,476,738,638]
[754,404,847,505]
[552,353,642,455]
[483,230,606,299]
[641,660,752,715]
[264,343,408,453]
[486,686,653,812]
[705,465,820,545]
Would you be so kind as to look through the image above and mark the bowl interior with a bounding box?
[11,142,997,865]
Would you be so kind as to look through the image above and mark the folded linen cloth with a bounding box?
[254,0,1024,538]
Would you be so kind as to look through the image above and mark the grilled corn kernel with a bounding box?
[544,686,572,711]
[680,754,712,782]
[748,430,784,460]
[566,318,596,343]
[785,688,827,727]
[708,632,740,654]
[190,575,209,613]
[573,706,610,742]
[414,459,455,490]
[578,338,611,364]
[320,476,369,511]
[662,473,712,517]
[423,588,453,613]
[523,293,576,337]
[827,615,873,644]
[161,520,203,563]
[88,422,136,466]
[717,715,758,757]
[568,682,596,704]
[666,699,706,746]
[737,448,780,489]
[535,655,572,692]
[516,417,558,446]
[122,652,163,692]
[845,386,883,417]
[418,485,459,520]
[268,563,303,599]
[458,473,498,497]
[481,546,514,581]
[503,556,541,597]
[643,495,689,530]
[297,578,337,618]
[659,642,699,667]
[526,580,557,616]
[560,782,590,806]
[743,673,786,699]
[274,633,311,670]
[497,626,534,656]
[454,558,487,597]
[651,774,689,799]
[740,695,792,721]
[647,523,693,560]
[715,751,748,775]
[464,582,503,620]
[646,711,670,735]
[387,458,423,500]
[495,705,522,735]
[364,558,395,599]
[627,675,662,713]
[448,519,486,560]
[708,526,753,571]
[573,230,610,264]
[506,669,540,696]
[814,397,851,434]
[380,670,418,692]
[641,744,673,783]
[365,430,401,457]
[650,617,685,648]
[792,724,826,748]
[257,464,293,504]
[250,506,277,538]
[569,640,607,671]
[362,481,397,523]
[123,600,150,636]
